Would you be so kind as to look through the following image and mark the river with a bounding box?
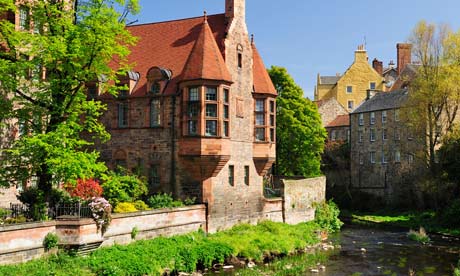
[214,224,460,275]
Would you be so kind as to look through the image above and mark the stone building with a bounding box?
[315,98,348,128]
[314,45,385,112]
[93,0,277,231]
[349,89,422,201]
[326,114,350,142]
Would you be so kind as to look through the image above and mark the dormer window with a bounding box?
[150,82,161,94]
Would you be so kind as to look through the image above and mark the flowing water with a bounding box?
[214,224,460,276]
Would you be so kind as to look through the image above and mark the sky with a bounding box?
[128,0,460,99]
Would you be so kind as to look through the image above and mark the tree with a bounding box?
[268,66,326,177]
[405,21,460,175]
[0,0,139,201]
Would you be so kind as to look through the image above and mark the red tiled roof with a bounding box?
[181,17,232,83]
[124,14,227,96]
[252,43,277,95]
[326,114,350,127]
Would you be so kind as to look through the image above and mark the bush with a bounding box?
[43,233,59,250]
[0,207,11,218]
[101,171,148,206]
[113,202,138,213]
[439,198,460,227]
[184,197,196,206]
[407,227,430,244]
[147,193,184,209]
[64,178,103,200]
[314,200,343,233]
[3,215,27,224]
[133,200,150,211]
[17,187,47,221]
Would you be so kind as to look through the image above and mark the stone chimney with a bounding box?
[354,44,368,63]
[397,43,412,75]
[225,0,245,21]
[372,58,383,75]
[366,89,377,100]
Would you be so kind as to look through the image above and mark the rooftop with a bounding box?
[352,89,409,114]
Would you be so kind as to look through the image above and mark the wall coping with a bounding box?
[264,197,282,203]
[0,220,56,233]
[280,175,326,181]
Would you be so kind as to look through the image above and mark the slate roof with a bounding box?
[326,114,350,127]
[182,17,232,83]
[320,76,340,85]
[352,89,409,114]
[252,43,277,95]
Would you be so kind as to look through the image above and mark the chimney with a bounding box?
[354,44,368,63]
[397,43,412,75]
[388,60,395,69]
[225,0,245,21]
[366,89,377,100]
[372,58,383,75]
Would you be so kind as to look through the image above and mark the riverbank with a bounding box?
[0,220,333,276]
[342,210,460,236]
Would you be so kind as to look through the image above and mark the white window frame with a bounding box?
[346,85,353,94]
[370,112,375,125]
[395,150,401,163]
[382,110,387,124]
[358,130,363,143]
[370,151,376,164]
[358,113,364,126]
[382,128,387,140]
[370,128,376,142]
[382,151,388,164]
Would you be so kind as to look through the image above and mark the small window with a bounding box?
[223,121,229,137]
[206,87,217,101]
[395,151,401,163]
[270,101,275,113]
[255,99,265,112]
[118,102,129,128]
[370,128,376,141]
[255,113,265,126]
[150,99,161,127]
[149,165,160,188]
[331,130,336,141]
[189,87,199,101]
[270,129,275,142]
[382,111,387,123]
[206,104,217,117]
[244,166,249,185]
[382,151,388,164]
[205,120,217,136]
[346,86,353,93]
[224,105,229,119]
[270,115,275,126]
[370,152,376,164]
[255,128,265,141]
[382,129,387,140]
[150,82,161,94]
[370,82,376,90]
[358,114,364,126]
[228,165,234,186]
[188,120,198,135]
[348,100,354,110]
[223,89,229,103]
[87,85,98,99]
[358,130,363,143]
[370,112,375,125]
[238,53,242,69]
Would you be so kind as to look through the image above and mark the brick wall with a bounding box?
[281,176,326,225]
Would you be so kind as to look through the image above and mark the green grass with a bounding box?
[0,221,326,276]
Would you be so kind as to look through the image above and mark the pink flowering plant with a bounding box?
[89,197,112,235]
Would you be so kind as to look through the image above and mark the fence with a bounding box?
[54,202,92,219]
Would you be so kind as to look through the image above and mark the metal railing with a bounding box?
[55,202,92,219]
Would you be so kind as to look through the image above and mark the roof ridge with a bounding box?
[127,13,226,28]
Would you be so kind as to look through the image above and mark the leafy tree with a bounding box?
[405,21,460,175]
[268,66,326,177]
[0,0,139,201]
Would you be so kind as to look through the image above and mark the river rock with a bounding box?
[319,265,326,271]
[310,268,320,273]
[247,261,256,268]
[223,265,234,270]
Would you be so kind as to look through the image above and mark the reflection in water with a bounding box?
[215,224,460,276]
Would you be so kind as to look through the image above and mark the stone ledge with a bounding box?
[0,244,44,255]
[0,221,56,232]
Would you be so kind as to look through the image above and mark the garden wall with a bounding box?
[281,176,326,224]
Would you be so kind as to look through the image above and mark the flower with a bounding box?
[89,197,112,235]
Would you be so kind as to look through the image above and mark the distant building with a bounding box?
[326,114,350,143]
[315,45,385,112]
[315,98,348,128]
[349,89,422,200]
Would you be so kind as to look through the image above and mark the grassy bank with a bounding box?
[0,221,326,276]
[343,210,460,236]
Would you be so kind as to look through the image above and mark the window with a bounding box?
[117,83,129,98]
[270,101,275,113]
[205,120,217,136]
[255,99,266,141]
[358,114,364,126]
[256,113,265,126]
[188,120,198,135]
[370,112,375,125]
[382,110,387,124]
[346,86,353,93]
[359,153,364,165]
[370,151,376,164]
[150,99,161,127]
[223,121,229,137]
[395,151,401,163]
[206,87,217,101]
[394,109,400,121]
[150,82,161,94]
[224,89,229,103]
[358,130,363,143]
[189,87,199,101]
[244,166,249,185]
[394,128,401,140]
[238,53,242,68]
[370,128,376,141]
[270,129,275,142]
[255,99,264,112]
[331,130,336,141]
[269,100,275,142]
[382,151,388,164]
[348,100,354,110]
[223,88,230,137]
[255,128,265,141]
[370,82,376,90]
[118,102,128,128]
[408,154,414,164]
[19,6,30,31]
[114,159,127,172]
[149,165,160,188]
[206,104,217,117]
[382,129,387,140]
[228,165,234,186]
[87,85,98,99]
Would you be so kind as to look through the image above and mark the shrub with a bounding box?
[133,200,150,211]
[89,197,112,235]
[17,187,47,221]
[43,233,59,250]
[3,215,27,224]
[0,207,11,218]
[113,202,138,213]
[147,193,184,209]
[184,197,196,206]
[131,227,139,240]
[101,171,148,206]
[408,227,430,244]
[314,200,343,233]
[64,178,103,200]
[439,198,460,227]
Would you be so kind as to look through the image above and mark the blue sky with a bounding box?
[130,0,460,99]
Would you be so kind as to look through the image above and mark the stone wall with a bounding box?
[281,176,326,225]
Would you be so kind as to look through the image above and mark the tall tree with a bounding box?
[0,0,139,200]
[268,66,326,177]
[405,21,460,175]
